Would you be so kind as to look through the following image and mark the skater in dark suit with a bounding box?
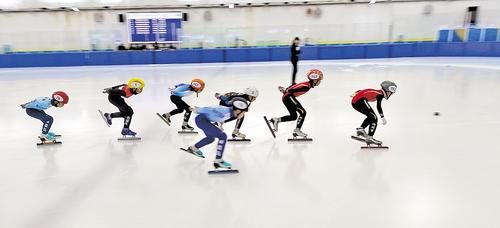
[291,37,301,85]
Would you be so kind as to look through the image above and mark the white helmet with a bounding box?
[243,86,259,98]
[380,81,397,99]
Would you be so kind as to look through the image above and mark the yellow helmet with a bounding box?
[128,77,145,89]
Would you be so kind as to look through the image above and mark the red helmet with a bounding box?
[307,69,324,81]
[52,91,69,104]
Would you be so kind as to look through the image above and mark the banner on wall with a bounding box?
[126,12,183,44]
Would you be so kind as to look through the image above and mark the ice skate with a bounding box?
[98,109,111,127]
[263,116,277,138]
[351,135,388,149]
[178,123,198,134]
[156,113,171,126]
[356,127,367,138]
[209,159,239,174]
[180,146,205,158]
[288,128,313,142]
[365,136,382,145]
[39,133,55,141]
[37,133,62,146]
[229,129,251,142]
[270,118,280,132]
[104,113,112,126]
[118,128,141,140]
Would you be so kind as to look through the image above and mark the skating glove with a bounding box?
[214,92,221,99]
[278,86,286,93]
[102,88,111,94]
[20,104,26,109]
[381,117,387,125]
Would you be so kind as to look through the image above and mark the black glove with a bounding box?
[102,88,111,94]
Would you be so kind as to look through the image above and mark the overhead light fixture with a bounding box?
[71,7,80,11]
[228,3,235,8]
[369,0,376,4]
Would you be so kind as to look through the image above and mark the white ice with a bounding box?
[1,57,500,228]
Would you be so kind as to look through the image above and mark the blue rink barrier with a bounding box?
[1,42,500,68]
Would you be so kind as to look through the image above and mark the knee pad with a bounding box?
[125,107,134,116]
[45,115,54,122]
[218,132,227,140]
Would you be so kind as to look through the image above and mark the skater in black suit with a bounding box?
[291,37,301,85]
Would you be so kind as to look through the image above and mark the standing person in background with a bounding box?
[291,37,301,85]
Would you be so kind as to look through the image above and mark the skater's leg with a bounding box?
[293,97,307,129]
[194,115,219,149]
[108,96,126,118]
[353,99,377,135]
[215,132,227,159]
[182,111,192,125]
[291,60,298,85]
[353,99,376,128]
[26,108,53,134]
[234,116,244,130]
[169,95,187,116]
[279,96,299,123]
[116,101,134,129]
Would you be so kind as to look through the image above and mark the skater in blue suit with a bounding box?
[162,79,205,130]
[182,97,249,170]
[21,91,69,141]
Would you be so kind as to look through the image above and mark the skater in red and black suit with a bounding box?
[269,69,323,138]
[351,81,397,145]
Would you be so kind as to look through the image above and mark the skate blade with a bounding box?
[180,148,205,158]
[351,135,367,143]
[263,116,277,138]
[178,130,198,134]
[38,135,62,140]
[156,113,170,126]
[228,138,251,142]
[98,109,111,127]
[37,141,62,146]
[208,169,239,175]
[361,145,389,149]
[117,136,141,141]
[351,136,387,149]
[288,137,313,142]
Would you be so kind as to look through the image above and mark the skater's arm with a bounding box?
[24,97,51,110]
[107,88,126,96]
[172,84,194,97]
[103,84,126,93]
[219,92,240,101]
[376,95,384,117]
[286,86,310,94]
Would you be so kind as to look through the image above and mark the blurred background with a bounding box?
[0,0,498,52]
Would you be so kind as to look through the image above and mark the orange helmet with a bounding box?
[191,79,205,92]
[307,69,324,81]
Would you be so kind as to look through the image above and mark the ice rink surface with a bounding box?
[1,57,500,228]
